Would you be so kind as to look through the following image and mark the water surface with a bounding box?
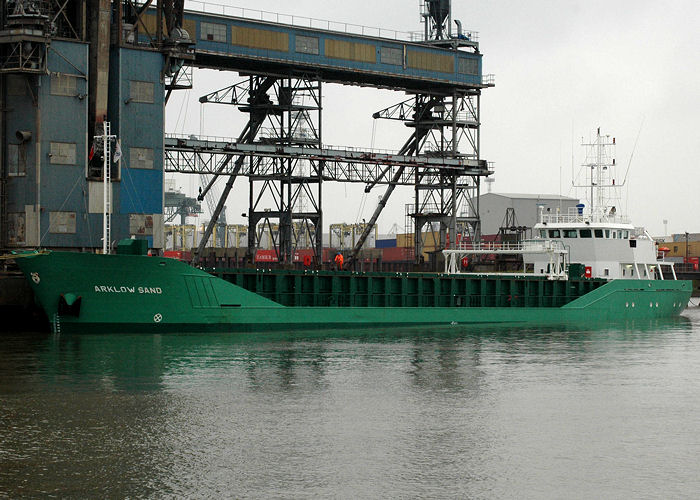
[2,310,700,498]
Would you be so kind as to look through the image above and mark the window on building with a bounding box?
[130,81,154,103]
[548,229,560,238]
[623,230,629,239]
[580,229,592,238]
[7,212,25,245]
[50,74,77,96]
[296,35,319,55]
[201,22,227,42]
[563,229,577,238]
[605,230,610,238]
[623,268,626,276]
[458,57,478,75]
[604,268,609,276]
[618,230,623,239]
[8,144,26,176]
[594,229,603,238]
[129,214,154,235]
[130,147,154,169]
[380,46,403,66]
[49,211,76,234]
[612,232,617,239]
[50,142,77,165]
[674,246,678,252]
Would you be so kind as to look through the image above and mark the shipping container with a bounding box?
[381,247,415,262]
[375,238,397,249]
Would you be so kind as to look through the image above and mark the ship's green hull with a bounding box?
[15,252,692,334]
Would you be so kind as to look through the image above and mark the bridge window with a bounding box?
[49,211,76,234]
[548,229,560,238]
[50,74,77,96]
[296,35,319,55]
[130,80,154,103]
[201,22,227,42]
[594,229,603,238]
[8,144,26,176]
[563,229,577,238]
[605,230,610,238]
[458,57,478,75]
[130,147,154,169]
[539,229,546,238]
[580,229,592,238]
[623,230,629,239]
[50,142,77,165]
[381,46,403,66]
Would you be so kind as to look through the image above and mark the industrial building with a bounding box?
[476,192,579,236]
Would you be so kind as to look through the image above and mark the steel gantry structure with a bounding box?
[159,0,494,266]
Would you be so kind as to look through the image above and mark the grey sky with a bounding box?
[167,0,699,235]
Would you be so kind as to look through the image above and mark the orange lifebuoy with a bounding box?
[303,254,312,267]
[461,256,469,268]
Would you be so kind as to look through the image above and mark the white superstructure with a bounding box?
[524,129,674,281]
[525,208,670,279]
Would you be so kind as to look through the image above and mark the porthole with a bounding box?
[625,302,629,308]
[655,302,659,308]
[631,302,635,308]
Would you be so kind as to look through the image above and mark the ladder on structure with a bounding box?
[99,122,115,254]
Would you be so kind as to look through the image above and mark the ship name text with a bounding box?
[94,285,163,294]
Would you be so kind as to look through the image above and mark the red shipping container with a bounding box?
[382,247,415,262]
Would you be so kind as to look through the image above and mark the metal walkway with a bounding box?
[139,5,492,94]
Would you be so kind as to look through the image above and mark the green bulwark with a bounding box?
[213,268,606,309]
[116,239,149,255]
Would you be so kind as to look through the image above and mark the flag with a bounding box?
[88,143,94,161]
[113,139,122,163]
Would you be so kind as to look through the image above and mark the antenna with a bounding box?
[619,118,644,187]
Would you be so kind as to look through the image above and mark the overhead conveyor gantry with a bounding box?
[153,0,493,267]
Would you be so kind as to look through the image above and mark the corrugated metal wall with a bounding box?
[325,39,376,63]
[231,26,289,52]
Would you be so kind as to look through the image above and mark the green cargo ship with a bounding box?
[14,248,692,334]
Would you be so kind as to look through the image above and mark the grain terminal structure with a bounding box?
[0,0,493,265]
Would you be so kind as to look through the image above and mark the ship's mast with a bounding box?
[574,128,617,219]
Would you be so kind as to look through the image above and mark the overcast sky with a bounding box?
[166,0,699,236]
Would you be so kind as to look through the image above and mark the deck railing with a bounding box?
[185,0,479,43]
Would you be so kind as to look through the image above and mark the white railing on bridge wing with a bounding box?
[185,0,478,43]
[453,240,567,253]
[539,213,632,225]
